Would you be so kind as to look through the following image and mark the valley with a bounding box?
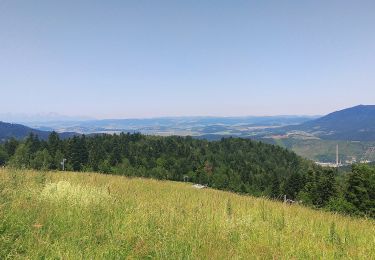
[4,105,374,165]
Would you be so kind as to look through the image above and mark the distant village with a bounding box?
[315,160,372,168]
[315,144,372,167]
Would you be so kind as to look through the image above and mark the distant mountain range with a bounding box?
[0,115,317,142]
[1,105,375,142]
[24,115,318,136]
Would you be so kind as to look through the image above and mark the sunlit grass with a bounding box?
[1,168,374,259]
[40,180,111,207]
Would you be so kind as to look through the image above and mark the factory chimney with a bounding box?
[336,144,339,167]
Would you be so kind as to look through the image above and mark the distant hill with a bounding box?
[0,121,77,142]
[283,105,375,141]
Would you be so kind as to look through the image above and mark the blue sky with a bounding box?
[0,0,374,118]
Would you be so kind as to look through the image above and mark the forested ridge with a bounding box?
[0,132,374,218]
[0,121,76,141]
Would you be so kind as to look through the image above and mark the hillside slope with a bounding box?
[263,138,375,163]
[0,121,76,142]
[288,105,375,141]
[1,169,374,259]
[0,121,50,141]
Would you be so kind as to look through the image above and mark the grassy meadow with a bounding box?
[1,168,374,259]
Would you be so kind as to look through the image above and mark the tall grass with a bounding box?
[1,168,374,259]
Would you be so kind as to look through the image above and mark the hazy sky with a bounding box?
[1,0,374,118]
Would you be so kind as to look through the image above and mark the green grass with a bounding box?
[1,168,374,259]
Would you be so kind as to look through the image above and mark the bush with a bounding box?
[325,197,358,215]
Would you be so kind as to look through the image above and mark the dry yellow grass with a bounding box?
[0,168,374,259]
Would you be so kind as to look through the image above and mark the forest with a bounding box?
[0,132,374,218]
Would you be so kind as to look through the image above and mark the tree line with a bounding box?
[0,132,373,218]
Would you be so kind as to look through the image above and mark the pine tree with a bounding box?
[31,149,52,170]
[284,171,304,200]
[270,172,281,199]
[0,145,8,165]
[316,168,337,207]
[25,133,41,155]
[8,144,31,169]
[48,131,61,158]
[68,136,88,171]
[346,165,370,214]
[4,138,19,157]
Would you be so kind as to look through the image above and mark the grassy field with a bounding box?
[1,168,374,259]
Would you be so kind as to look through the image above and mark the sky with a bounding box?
[0,0,374,119]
